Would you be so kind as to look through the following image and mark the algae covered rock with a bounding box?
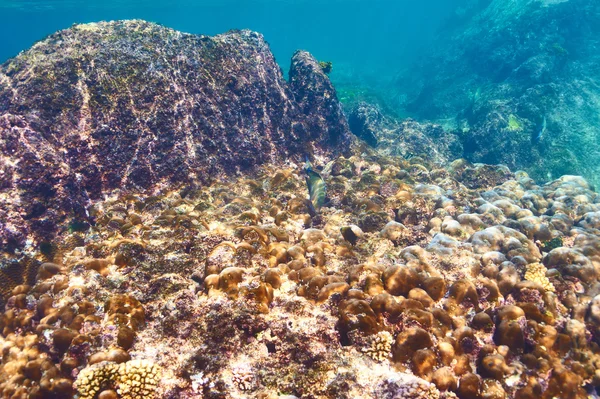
[0,20,351,251]
[347,102,462,165]
[289,50,350,150]
[347,101,382,146]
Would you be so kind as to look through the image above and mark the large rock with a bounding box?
[289,50,350,149]
[393,0,600,186]
[0,20,351,251]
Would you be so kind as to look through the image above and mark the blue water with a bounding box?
[0,0,467,83]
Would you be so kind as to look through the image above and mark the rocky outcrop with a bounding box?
[289,50,350,149]
[348,102,381,147]
[0,20,351,251]
[348,102,462,165]
[394,0,600,186]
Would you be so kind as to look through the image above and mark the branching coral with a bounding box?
[362,331,393,362]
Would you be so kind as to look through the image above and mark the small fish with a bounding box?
[305,158,326,213]
[67,219,90,233]
[340,225,360,246]
[532,116,547,143]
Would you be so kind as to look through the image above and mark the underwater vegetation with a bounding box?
[318,61,333,75]
[506,115,522,133]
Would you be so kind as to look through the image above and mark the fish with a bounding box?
[340,225,360,246]
[305,157,326,213]
[532,116,547,143]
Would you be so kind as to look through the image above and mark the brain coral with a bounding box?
[75,359,161,399]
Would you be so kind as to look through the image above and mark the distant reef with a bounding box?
[0,20,351,252]
[393,0,600,187]
[348,102,463,167]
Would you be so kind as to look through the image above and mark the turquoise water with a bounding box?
[0,0,466,82]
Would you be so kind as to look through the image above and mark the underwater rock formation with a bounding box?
[0,20,351,252]
[348,102,462,166]
[289,50,350,150]
[394,0,600,186]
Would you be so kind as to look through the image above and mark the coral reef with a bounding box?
[2,18,600,399]
[393,0,600,187]
[1,148,599,398]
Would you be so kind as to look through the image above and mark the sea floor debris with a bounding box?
[1,151,600,399]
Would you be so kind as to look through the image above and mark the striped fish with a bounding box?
[532,115,547,144]
[305,158,326,213]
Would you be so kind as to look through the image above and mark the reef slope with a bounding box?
[0,20,350,251]
[394,0,600,186]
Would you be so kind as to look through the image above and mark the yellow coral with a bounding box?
[362,331,393,362]
[75,359,161,399]
[524,263,555,292]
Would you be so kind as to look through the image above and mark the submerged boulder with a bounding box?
[289,50,350,149]
[0,20,351,251]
